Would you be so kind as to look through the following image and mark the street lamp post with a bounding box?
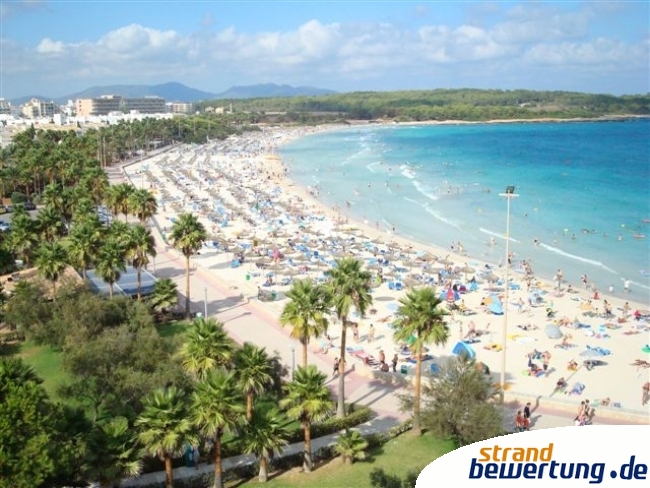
[290,346,296,379]
[499,185,518,403]
[204,287,208,318]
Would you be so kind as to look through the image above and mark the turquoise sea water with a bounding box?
[280,119,650,302]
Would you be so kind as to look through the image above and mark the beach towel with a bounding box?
[568,383,586,395]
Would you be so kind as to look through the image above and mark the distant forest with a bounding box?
[195,89,650,123]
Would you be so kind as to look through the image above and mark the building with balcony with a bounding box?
[21,98,55,119]
[76,95,166,116]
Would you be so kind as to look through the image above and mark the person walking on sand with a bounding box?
[523,402,532,430]
[541,351,551,375]
[643,382,650,406]
[368,323,375,342]
[391,354,398,373]
[515,411,524,432]
[333,358,340,377]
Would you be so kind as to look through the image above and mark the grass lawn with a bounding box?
[156,319,189,338]
[227,432,456,487]
[17,340,70,399]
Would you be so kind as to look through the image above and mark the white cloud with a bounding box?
[1,3,648,98]
[36,37,65,54]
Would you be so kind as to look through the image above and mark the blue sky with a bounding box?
[1,0,648,100]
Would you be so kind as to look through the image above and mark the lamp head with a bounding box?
[505,185,515,194]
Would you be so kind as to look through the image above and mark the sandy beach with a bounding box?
[123,126,650,422]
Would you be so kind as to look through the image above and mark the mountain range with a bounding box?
[11,82,337,105]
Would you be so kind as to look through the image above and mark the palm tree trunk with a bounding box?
[213,436,224,488]
[164,455,173,488]
[137,266,142,300]
[413,344,422,435]
[303,423,312,472]
[337,316,347,418]
[185,255,191,318]
[246,393,253,421]
[301,339,308,368]
[259,456,269,483]
[109,282,114,299]
[81,266,87,280]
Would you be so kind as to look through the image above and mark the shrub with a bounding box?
[10,192,27,204]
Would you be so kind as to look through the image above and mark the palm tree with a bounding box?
[35,205,65,241]
[234,342,273,421]
[192,369,245,488]
[179,317,235,380]
[128,187,158,223]
[135,386,196,488]
[279,365,333,473]
[393,287,450,435]
[280,280,331,368]
[327,257,373,418]
[84,416,142,488]
[105,183,134,222]
[95,240,127,298]
[6,206,38,266]
[240,407,291,483]
[148,278,179,318]
[66,218,104,280]
[169,213,207,318]
[334,429,369,464]
[126,224,157,300]
[34,241,68,297]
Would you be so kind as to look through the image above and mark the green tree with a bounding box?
[136,386,196,488]
[105,183,134,222]
[169,213,207,318]
[234,342,273,421]
[84,416,142,488]
[34,240,68,297]
[240,407,291,483]
[128,187,158,223]
[393,287,450,435]
[327,257,373,417]
[192,369,245,488]
[95,239,127,298]
[279,365,333,473]
[35,204,65,241]
[0,358,85,488]
[126,224,157,300]
[148,277,179,318]
[6,206,38,266]
[179,317,235,380]
[419,356,503,446]
[334,429,369,464]
[280,279,331,367]
[65,217,104,280]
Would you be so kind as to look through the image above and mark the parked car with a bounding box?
[23,202,36,210]
[0,222,10,232]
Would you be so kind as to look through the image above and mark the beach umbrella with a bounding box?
[403,277,421,288]
[579,348,605,358]
[438,256,454,266]
[545,324,563,340]
[459,264,476,279]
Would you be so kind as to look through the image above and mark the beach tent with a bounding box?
[486,294,504,315]
[545,324,563,340]
[452,341,476,359]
